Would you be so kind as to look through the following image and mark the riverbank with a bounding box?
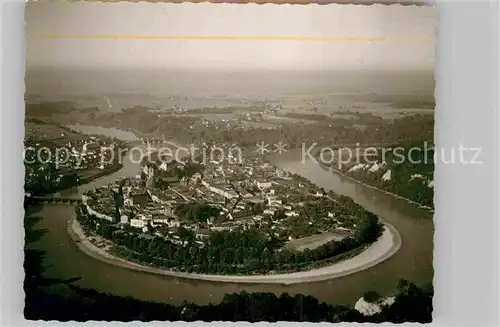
[331,165,433,212]
[77,163,124,185]
[27,163,124,200]
[311,153,434,212]
[69,215,401,285]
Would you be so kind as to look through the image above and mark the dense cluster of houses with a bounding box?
[82,154,355,247]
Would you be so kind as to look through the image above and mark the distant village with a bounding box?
[24,121,122,195]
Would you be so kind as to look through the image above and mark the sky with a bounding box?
[26,3,435,71]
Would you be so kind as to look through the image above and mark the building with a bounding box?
[263,209,275,216]
[191,172,202,184]
[113,206,121,224]
[267,195,282,206]
[248,196,265,204]
[196,229,210,240]
[167,217,180,228]
[132,192,149,208]
[155,176,180,187]
[276,169,292,180]
[146,166,155,188]
[314,191,324,197]
[202,181,238,199]
[163,206,174,216]
[147,190,175,207]
[285,211,299,217]
[159,162,168,171]
[130,219,146,228]
[211,226,232,232]
[164,217,181,228]
[256,180,272,190]
[85,205,114,221]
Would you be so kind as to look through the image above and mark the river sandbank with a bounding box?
[69,216,401,285]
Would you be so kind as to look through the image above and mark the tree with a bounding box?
[363,291,381,303]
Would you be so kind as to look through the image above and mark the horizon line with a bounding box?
[39,34,433,43]
[26,66,435,72]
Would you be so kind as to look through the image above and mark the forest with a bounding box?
[174,202,221,222]
[337,140,435,207]
[30,101,434,153]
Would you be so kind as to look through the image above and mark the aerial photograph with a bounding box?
[24,2,435,323]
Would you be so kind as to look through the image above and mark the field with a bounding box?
[25,120,86,146]
[285,232,349,251]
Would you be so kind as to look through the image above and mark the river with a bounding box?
[28,126,433,306]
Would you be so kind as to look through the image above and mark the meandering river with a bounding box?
[29,126,433,306]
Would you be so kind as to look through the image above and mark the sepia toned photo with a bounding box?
[24,2,435,323]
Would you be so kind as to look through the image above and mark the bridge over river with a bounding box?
[25,194,82,205]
